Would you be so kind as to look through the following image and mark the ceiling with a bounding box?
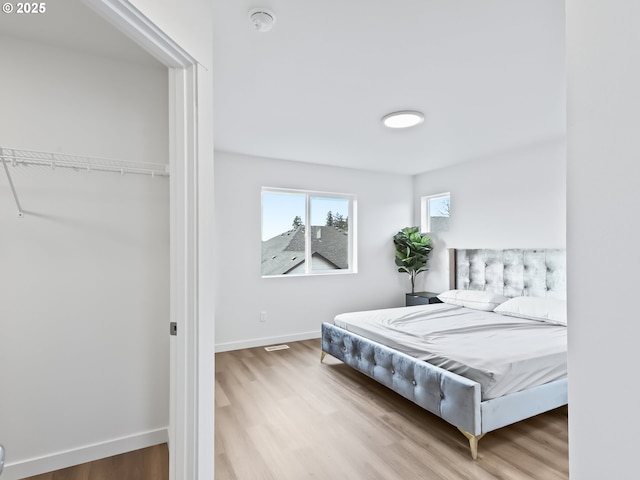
[213,0,566,175]
[0,0,566,176]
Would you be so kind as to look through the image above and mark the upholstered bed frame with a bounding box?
[321,248,567,459]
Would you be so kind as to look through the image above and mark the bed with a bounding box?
[320,248,567,459]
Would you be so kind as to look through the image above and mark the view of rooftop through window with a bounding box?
[261,188,355,276]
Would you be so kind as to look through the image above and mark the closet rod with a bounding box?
[0,147,170,177]
[1,149,24,217]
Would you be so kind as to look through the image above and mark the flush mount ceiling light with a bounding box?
[382,110,424,129]
[249,8,276,32]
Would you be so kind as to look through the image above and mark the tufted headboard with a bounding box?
[449,249,566,300]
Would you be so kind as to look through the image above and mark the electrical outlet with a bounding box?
[260,311,267,322]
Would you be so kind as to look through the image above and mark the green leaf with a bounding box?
[393,226,432,283]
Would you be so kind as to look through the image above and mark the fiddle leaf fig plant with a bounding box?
[393,226,433,294]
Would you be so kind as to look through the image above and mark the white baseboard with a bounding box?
[2,428,168,480]
[215,330,321,352]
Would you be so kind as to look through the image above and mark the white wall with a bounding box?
[0,38,169,479]
[0,36,168,163]
[567,1,640,477]
[413,139,566,293]
[214,151,413,351]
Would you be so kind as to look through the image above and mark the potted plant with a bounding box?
[393,226,433,294]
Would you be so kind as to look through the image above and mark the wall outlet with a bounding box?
[260,311,267,322]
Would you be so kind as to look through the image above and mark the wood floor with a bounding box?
[22,444,168,480]
[25,339,568,479]
[216,339,569,480]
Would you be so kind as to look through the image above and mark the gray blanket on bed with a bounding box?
[334,303,567,400]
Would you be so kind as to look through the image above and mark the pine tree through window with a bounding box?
[261,188,357,276]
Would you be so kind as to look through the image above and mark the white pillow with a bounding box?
[437,289,508,311]
[494,296,567,326]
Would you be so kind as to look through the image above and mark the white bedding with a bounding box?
[333,303,567,400]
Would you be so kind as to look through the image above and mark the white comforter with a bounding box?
[334,303,567,400]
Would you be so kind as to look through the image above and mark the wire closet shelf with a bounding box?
[0,147,170,177]
[1,146,170,218]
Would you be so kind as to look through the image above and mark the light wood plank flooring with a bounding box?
[22,444,168,480]
[216,339,568,480]
[25,339,567,479]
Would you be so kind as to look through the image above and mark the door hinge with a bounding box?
[170,322,177,336]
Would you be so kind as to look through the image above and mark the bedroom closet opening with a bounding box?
[0,18,171,478]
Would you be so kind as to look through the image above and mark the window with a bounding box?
[261,188,357,276]
[421,193,450,233]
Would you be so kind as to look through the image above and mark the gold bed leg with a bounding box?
[458,429,485,460]
[320,351,327,363]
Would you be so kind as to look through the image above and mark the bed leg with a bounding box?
[320,351,327,363]
[458,429,485,460]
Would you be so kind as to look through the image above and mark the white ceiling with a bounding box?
[1,0,566,176]
[213,0,566,175]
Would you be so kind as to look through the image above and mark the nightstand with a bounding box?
[405,291,443,306]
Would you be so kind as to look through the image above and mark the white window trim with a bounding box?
[421,192,450,233]
[261,187,357,277]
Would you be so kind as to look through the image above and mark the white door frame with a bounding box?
[84,1,209,479]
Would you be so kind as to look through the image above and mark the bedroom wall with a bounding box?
[0,37,169,479]
[412,138,566,293]
[213,151,413,351]
[567,1,639,477]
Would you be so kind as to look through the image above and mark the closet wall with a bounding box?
[0,36,170,477]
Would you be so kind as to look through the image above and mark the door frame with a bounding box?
[85,1,210,479]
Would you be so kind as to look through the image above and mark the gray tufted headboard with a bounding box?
[449,249,566,300]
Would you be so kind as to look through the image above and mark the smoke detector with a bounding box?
[249,8,276,32]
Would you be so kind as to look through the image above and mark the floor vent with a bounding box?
[264,344,290,352]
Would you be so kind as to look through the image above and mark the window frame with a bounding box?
[261,187,357,277]
[420,192,450,233]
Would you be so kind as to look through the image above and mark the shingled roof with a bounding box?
[261,225,349,275]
